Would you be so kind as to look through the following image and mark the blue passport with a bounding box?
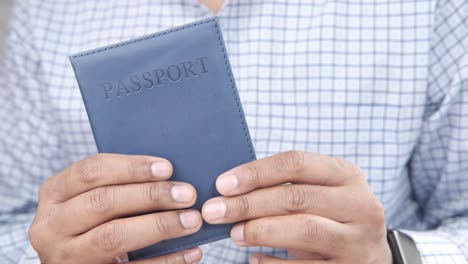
[69,17,256,260]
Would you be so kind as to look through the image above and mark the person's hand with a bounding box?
[202,151,392,264]
[29,154,203,264]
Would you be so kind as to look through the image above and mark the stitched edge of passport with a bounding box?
[213,22,256,161]
[72,17,256,259]
[71,18,216,58]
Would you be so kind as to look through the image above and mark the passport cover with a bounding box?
[69,17,256,260]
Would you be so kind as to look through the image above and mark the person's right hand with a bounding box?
[29,154,203,264]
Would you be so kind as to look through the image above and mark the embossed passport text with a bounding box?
[69,17,256,260]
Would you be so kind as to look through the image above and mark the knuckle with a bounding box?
[282,186,307,213]
[359,198,387,241]
[332,156,348,170]
[94,222,124,252]
[245,164,260,185]
[29,208,59,251]
[28,222,42,250]
[236,196,251,217]
[53,245,73,264]
[29,211,76,263]
[38,175,65,202]
[147,182,163,202]
[126,158,138,179]
[349,163,364,178]
[301,217,324,243]
[336,157,364,180]
[75,154,102,185]
[332,157,365,185]
[39,245,73,264]
[327,226,346,248]
[246,222,269,243]
[153,214,171,235]
[88,187,116,214]
[38,184,49,201]
[369,198,386,224]
[280,150,306,173]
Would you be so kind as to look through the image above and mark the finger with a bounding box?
[203,184,353,224]
[131,247,202,264]
[59,181,197,235]
[215,151,363,196]
[287,249,327,261]
[73,210,202,263]
[41,153,173,203]
[230,214,349,258]
[249,253,329,264]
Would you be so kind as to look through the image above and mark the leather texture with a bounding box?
[69,17,256,260]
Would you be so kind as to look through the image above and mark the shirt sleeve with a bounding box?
[0,1,61,263]
[403,0,468,263]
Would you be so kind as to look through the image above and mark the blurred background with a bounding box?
[0,0,12,61]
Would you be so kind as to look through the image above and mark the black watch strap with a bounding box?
[387,229,423,264]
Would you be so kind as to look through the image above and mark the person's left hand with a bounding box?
[202,151,392,264]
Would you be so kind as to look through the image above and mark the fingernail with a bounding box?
[203,200,227,221]
[171,185,194,203]
[179,211,200,229]
[217,174,238,194]
[249,254,259,264]
[183,248,202,263]
[151,161,172,179]
[230,223,245,242]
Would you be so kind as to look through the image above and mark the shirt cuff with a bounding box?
[401,229,467,264]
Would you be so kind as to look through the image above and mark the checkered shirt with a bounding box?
[0,0,467,263]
